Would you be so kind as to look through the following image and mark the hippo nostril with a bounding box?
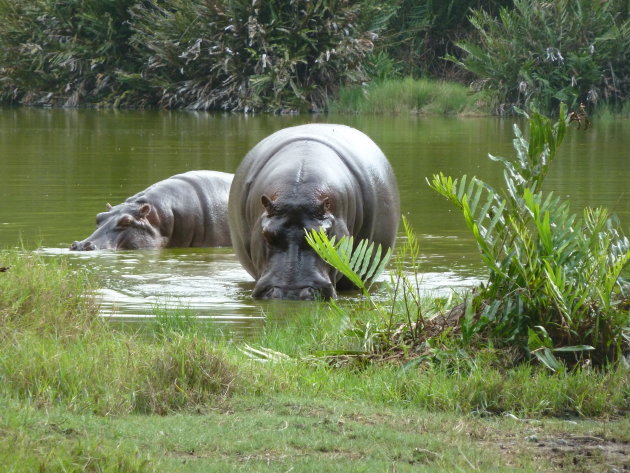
[299,287,316,300]
[320,283,336,300]
[70,241,80,251]
[258,286,283,300]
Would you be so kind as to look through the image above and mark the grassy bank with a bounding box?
[328,77,630,117]
[328,77,493,115]
[1,249,629,471]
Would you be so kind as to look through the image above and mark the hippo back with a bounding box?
[71,170,233,251]
[133,170,233,248]
[229,124,400,287]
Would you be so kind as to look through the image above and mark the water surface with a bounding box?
[1,109,628,334]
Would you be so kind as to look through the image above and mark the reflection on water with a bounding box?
[3,109,628,335]
[41,247,256,314]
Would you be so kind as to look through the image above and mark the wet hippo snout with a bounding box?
[70,240,96,251]
[254,283,336,300]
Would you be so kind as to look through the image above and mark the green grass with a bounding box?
[0,249,98,336]
[2,394,629,472]
[0,251,238,416]
[592,101,630,120]
[1,249,629,471]
[0,397,153,472]
[328,77,492,115]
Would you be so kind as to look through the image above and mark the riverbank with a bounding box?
[328,78,493,115]
[329,78,630,117]
[5,74,630,118]
[1,249,628,472]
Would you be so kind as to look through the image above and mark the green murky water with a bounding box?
[1,108,628,333]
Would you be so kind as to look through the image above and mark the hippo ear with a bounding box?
[261,195,276,216]
[106,203,113,211]
[117,215,133,227]
[138,203,152,219]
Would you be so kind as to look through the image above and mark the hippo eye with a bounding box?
[117,215,134,228]
[262,229,276,243]
[262,228,287,249]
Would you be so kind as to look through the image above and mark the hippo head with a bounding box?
[70,202,165,251]
[251,193,348,300]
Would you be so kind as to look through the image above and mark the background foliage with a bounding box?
[0,0,388,111]
[0,0,142,107]
[131,0,386,112]
[374,0,512,79]
[452,0,630,113]
[1,0,630,113]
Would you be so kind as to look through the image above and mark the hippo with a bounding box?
[228,124,400,300]
[70,170,233,250]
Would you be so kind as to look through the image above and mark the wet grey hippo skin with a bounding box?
[71,170,233,250]
[228,124,400,300]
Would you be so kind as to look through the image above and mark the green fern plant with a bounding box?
[429,104,630,366]
[305,229,391,300]
[305,228,393,355]
[306,217,449,354]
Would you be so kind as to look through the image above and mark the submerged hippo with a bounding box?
[228,124,400,300]
[71,170,233,250]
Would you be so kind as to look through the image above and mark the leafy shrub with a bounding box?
[430,105,630,366]
[451,0,630,114]
[0,0,143,107]
[375,0,512,79]
[131,0,385,112]
[307,106,629,367]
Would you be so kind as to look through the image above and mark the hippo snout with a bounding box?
[253,283,336,301]
[70,240,96,251]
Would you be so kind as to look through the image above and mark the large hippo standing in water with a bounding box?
[228,124,400,300]
[71,170,233,250]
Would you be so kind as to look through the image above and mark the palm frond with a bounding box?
[305,229,392,297]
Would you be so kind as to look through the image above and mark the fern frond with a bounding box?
[305,229,392,296]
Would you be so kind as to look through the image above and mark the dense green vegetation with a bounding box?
[307,107,630,368]
[1,0,629,113]
[1,248,629,471]
[431,106,630,365]
[130,0,385,112]
[0,0,141,108]
[373,0,512,79]
[0,0,388,111]
[452,0,630,114]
